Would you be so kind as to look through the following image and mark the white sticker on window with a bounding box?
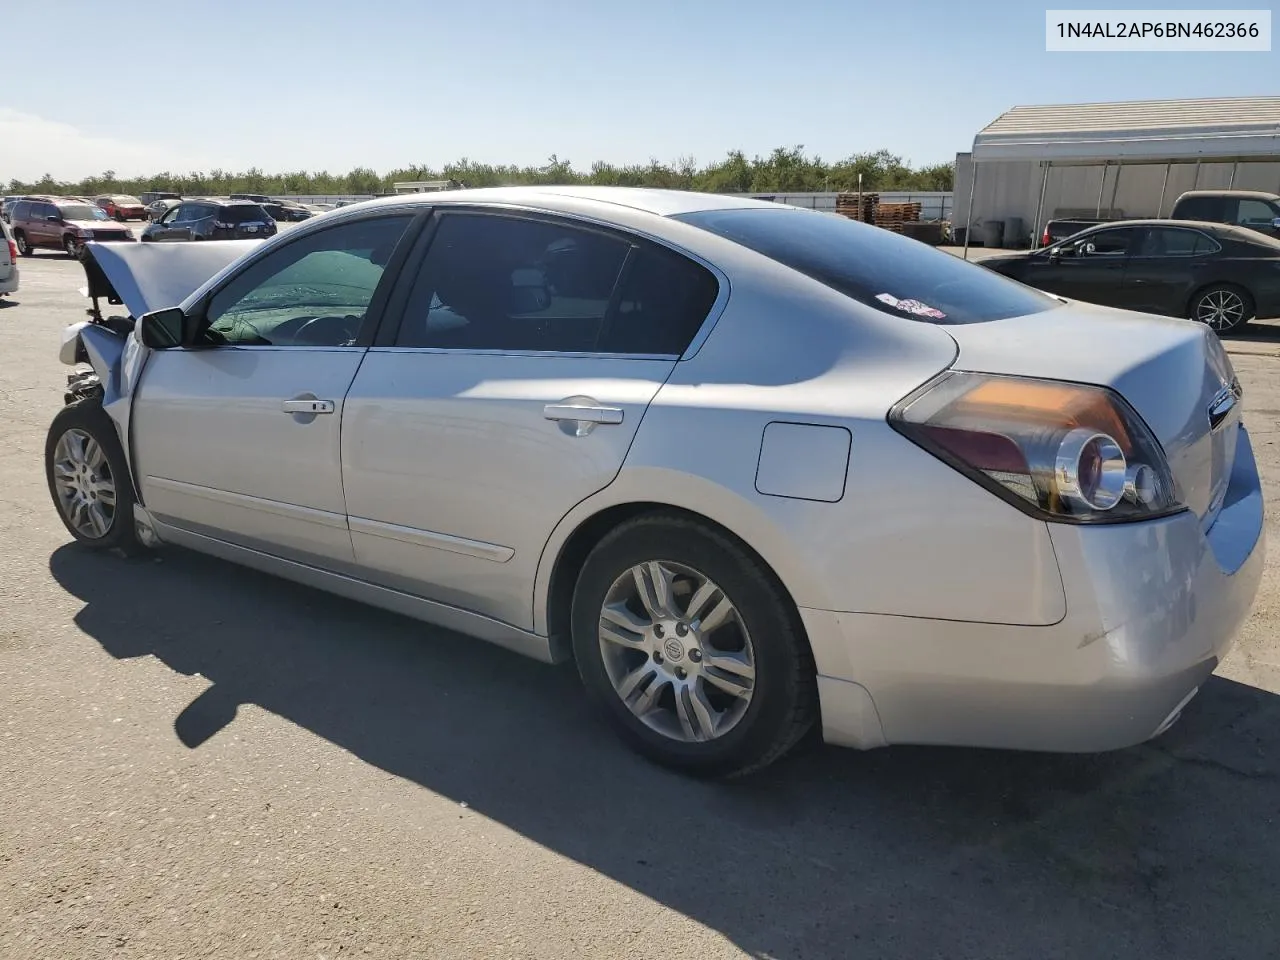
[876,293,947,320]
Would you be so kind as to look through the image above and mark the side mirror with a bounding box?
[1083,242,1097,255]
[1047,247,1061,262]
[139,307,187,348]
[1271,217,1280,230]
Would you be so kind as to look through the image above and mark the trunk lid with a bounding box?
[944,301,1241,527]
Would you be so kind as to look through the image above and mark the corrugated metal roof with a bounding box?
[972,97,1280,163]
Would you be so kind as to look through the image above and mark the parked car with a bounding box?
[139,191,182,206]
[1170,190,1280,239]
[229,193,272,204]
[95,195,147,221]
[1,196,24,223]
[8,197,135,257]
[144,198,182,221]
[140,199,277,242]
[982,219,1280,332]
[0,219,18,297]
[49,188,1263,778]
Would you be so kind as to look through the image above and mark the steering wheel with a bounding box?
[293,314,362,345]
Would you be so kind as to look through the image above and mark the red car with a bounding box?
[95,195,147,222]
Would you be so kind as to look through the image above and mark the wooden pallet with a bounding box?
[835,191,879,223]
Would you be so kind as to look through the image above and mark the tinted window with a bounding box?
[1175,196,1220,220]
[219,204,269,223]
[11,202,29,220]
[1074,227,1137,256]
[202,215,413,347]
[396,213,629,352]
[1138,228,1217,257]
[598,243,720,355]
[677,207,1056,325]
[1238,199,1279,226]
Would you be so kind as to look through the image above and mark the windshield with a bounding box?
[676,207,1059,324]
[58,204,110,222]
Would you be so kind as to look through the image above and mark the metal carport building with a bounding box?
[954,96,1280,255]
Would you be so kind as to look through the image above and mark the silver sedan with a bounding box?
[47,187,1266,777]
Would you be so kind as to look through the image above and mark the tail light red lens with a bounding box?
[6,240,16,261]
[1041,227,1050,246]
[890,371,1182,523]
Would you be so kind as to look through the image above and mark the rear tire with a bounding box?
[14,231,33,256]
[570,512,817,778]
[1189,283,1253,333]
[45,401,143,555]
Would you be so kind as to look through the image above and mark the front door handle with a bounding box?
[543,403,623,424]
[282,398,335,415]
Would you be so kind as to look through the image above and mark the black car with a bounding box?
[140,200,278,242]
[982,219,1280,333]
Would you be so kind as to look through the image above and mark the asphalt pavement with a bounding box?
[2,252,1280,959]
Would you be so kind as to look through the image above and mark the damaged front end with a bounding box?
[61,238,265,404]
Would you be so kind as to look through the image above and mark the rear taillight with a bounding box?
[889,371,1183,523]
[1041,227,1050,247]
[6,240,16,261]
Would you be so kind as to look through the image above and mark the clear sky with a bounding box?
[2,0,1276,182]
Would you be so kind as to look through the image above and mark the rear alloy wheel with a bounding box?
[571,513,817,778]
[63,235,80,258]
[1190,284,1253,333]
[45,401,142,555]
[15,231,32,256]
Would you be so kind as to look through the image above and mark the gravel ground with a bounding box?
[2,253,1279,960]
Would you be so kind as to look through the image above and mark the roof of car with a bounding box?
[1067,218,1280,245]
[353,185,777,218]
[1176,189,1280,201]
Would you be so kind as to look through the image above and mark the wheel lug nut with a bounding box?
[675,622,688,636]
[675,667,687,680]
[653,651,663,664]
[689,649,702,663]
[653,624,664,638]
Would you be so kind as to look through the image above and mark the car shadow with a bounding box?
[1221,318,1280,343]
[49,543,1280,959]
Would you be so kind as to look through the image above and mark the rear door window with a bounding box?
[1175,196,1224,221]
[676,207,1057,324]
[1137,228,1218,257]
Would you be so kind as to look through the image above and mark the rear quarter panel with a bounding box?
[533,258,1070,665]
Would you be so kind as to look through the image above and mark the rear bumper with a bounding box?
[812,424,1265,753]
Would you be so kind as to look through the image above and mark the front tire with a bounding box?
[1189,284,1253,333]
[570,512,817,778]
[45,401,142,555]
[63,235,80,257]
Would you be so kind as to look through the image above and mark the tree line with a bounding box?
[8,147,954,198]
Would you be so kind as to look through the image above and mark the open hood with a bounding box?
[80,239,265,318]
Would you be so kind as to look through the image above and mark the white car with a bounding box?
[47,187,1265,777]
[0,219,19,297]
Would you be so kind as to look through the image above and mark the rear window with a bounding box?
[219,204,268,223]
[675,207,1059,324]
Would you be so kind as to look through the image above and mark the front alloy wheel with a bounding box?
[45,401,142,554]
[64,235,80,258]
[51,428,117,539]
[599,561,756,743]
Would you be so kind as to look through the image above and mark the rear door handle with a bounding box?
[543,403,624,424]
[282,398,335,415]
